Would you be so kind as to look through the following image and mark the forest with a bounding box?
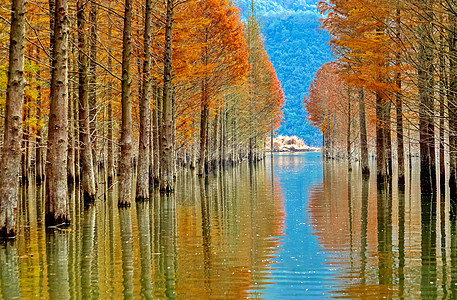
[305,0,457,197]
[0,0,284,238]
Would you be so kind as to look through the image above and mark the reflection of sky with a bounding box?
[259,152,336,299]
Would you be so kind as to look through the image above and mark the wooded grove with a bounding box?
[0,0,284,237]
[305,0,457,197]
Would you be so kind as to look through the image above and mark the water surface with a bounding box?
[2,153,456,299]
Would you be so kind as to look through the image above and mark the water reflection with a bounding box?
[4,161,284,299]
[307,157,457,298]
[8,153,457,298]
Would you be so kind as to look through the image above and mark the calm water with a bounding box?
[2,152,457,299]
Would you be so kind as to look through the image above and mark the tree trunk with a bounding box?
[46,0,70,226]
[198,81,209,176]
[376,92,388,184]
[107,23,115,185]
[358,88,369,175]
[152,86,160,185]
[77,0,97,203]
[395,8,405,187]
[36,46,44,185]
[89,0,98,169]
[67,39,76,184]
[439,34,446,193]
[418,6,435,195]
[347,89,352,171]
[136,0,152,201]
[449,8,457,201]
[160,0,175,192]
[119,0,133,206]
[0,0,26,238]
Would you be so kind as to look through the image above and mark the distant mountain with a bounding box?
[235,0,332,147]
[236,0,319,14]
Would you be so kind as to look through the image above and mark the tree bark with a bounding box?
[347,89,352,171]
[0,0,26,238]
[449,8,457,201]
[376,92,388,184]
[136,0,152,201]
[160,0,176,192]
[46,0,70,226]
[152,86,160,185]
[77,0,97,203]
[119,0,133,206]
[67,38,76,184]
[359,89,369,175]
[418,4,435,195]
[36,46,44,185]
[89,0,98,169]
[107,23,115,185]
[198,80,209,176]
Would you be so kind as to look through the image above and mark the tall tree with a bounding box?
[136,0,153,200]
[46,0,70,225]
[160,0,175,192]
[77,0,97,203]
[0,0,26,237]
[119,0,133,205]
[418,0,436,194]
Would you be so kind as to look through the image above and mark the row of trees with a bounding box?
[305,0,457,198]
[0,0,284,237]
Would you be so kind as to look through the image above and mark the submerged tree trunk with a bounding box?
[77,0,97,203]
[358,88,369,175]
[67,39,76,184]
[199,79,209,176]
[160,0,175,192]
[119,0,133,206]
[89,0,98,170]
[449,9,457,201]
[136,0,152,201]
[395,23,405,186]
[107,23,115,185]
[376,92,388,184]
[0,0,26,238]
[418,6,435,195]
[152,86,160,185]
[347,89,352,171]
[46,0,70,226]
[36,46,44,185]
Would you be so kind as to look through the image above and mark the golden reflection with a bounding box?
[2,162,285,299]
[308,159,457,298]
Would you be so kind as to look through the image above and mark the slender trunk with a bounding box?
[46,0,70,226]
[36,46,44,185]
[359,89,369,175]
[21,96,29,186]
[136,0,152,201]
[396,8,405,186]
[347,90,352,171]
[160,0,175,192]
[89,0,98,169]
[119,0,133,206]
[152,86,160,185]
[385,100,392,178]
[396,12,405,185]
[449,8,457,201]
[0,0,26,238]
[107,22,115,185]
[199,82,209,176]
[376,92,387,184]
[67,39,76,184]
[77,0,97,203]
[418,6,435,194]
[439,34,446,193]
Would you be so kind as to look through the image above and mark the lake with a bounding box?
[1,152,455,299]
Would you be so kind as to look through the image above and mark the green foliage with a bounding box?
[238,2,332,147]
